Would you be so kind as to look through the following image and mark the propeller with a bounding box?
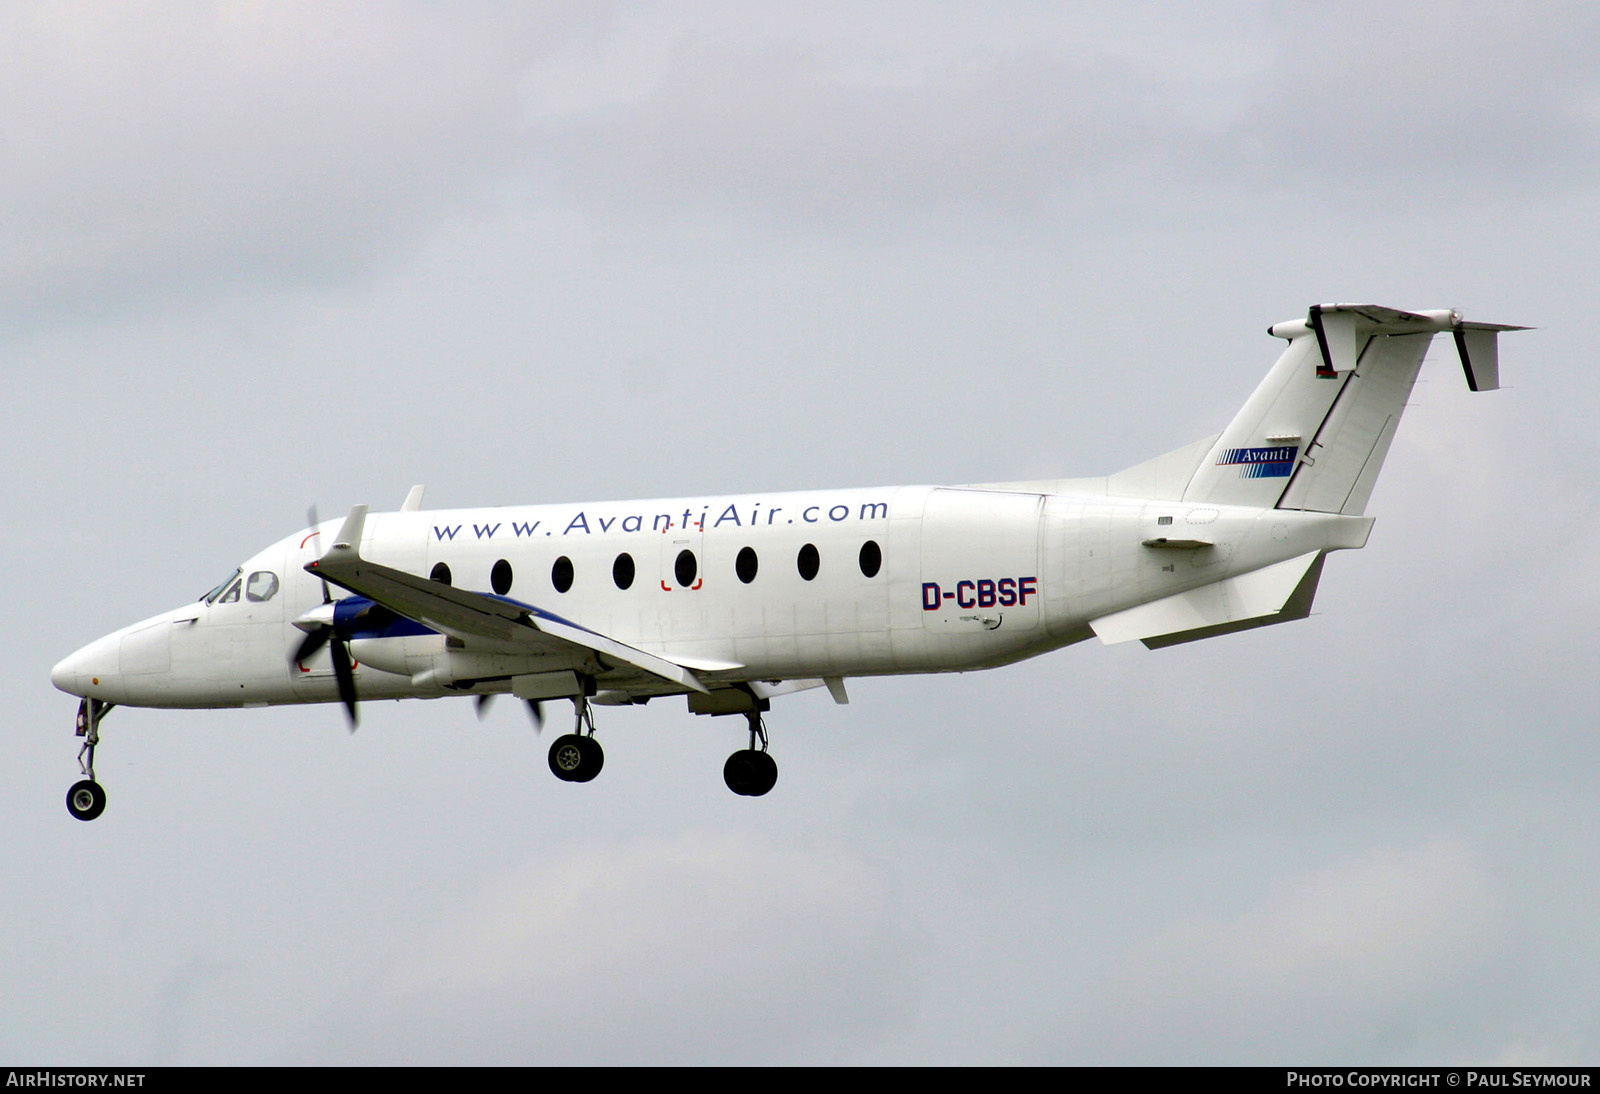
[475,693,544,732]
[326,630,359,729]
[292,504,358,729]
[290,603,359,729]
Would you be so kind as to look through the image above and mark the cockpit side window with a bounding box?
[245,571,280,602]
[218,577,242,604]
[201,569,242,604]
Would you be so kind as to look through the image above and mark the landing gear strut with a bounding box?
[67,698,113,821]
[548,691,604,783]
[724,710,777,797]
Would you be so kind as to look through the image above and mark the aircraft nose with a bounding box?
[50,651,81,695]
[50,631,122,698]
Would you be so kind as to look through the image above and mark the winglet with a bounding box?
[1452,321,1529,392]
[1307,304,1358,377]
[400,485,425,512]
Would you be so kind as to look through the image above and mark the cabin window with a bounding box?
[675,549,698,588]
[735,546,758,584]
[858,540,882,579]
[491,559,513,595]
[245,571,280,602]
[613,552,636,590]
[552,556,574,593]
[797,543,819,581]
[430,562,452,586]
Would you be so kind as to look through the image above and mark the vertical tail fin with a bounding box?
[1182,305,1525,515]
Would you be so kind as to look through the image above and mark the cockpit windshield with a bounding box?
[200,568,242,604]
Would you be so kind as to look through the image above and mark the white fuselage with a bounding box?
[50,482,1372,712]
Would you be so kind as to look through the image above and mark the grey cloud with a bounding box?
[0,3,592,312]
[297,831,916,1064]
[1244,1,1600,192]
[1037,841,1510,1063]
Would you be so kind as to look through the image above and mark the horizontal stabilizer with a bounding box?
[1270,304,1527,390]
[1090,551,1325,649]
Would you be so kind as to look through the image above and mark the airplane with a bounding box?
[51,303,1523,820]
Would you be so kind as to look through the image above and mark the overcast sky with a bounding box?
[5,1,1597,1064]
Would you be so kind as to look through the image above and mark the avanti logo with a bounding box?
[1216,445,1298,478]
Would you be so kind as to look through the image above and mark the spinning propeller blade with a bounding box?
[327,632,358,730]
[294,503,358,730]
[291,627,330,665]
[475,693,544,733]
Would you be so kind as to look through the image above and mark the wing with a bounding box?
[307,506,708,695]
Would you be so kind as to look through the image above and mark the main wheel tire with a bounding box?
[571,735,604,783]
[549,735,586,781]
[66,779,106,822]
[723,750,777,797]
[723,751,753,794]
[745,750,777,796]
[549,734,604,783]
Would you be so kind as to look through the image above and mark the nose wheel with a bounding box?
[67,779,106,822]
[724,711,778,796]
[67,698,113,822]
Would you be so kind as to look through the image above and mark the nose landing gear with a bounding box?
[67,779,106,822]
[66,698,113,822]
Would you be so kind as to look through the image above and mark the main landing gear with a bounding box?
[548,692,604,783]
[724,710,777,797]
[541,691,779,796]
[66,698,113,821]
